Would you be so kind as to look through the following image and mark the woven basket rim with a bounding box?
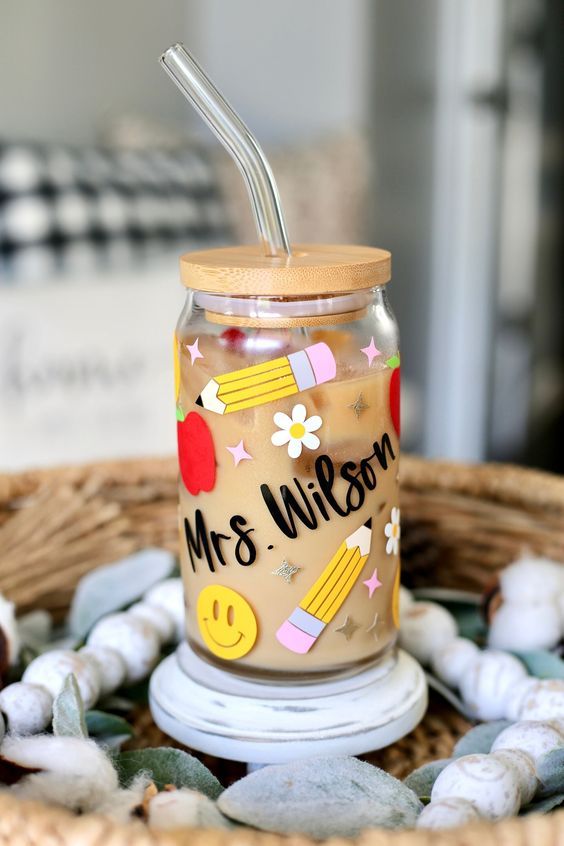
[3,453,564,505]
[0,792,561,846]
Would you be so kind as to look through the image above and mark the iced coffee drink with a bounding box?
[175,245,400,681]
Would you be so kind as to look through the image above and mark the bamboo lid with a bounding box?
[180,244,391,295]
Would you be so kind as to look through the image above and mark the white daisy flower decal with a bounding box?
[271,403,322,459]
[384,507,401,555]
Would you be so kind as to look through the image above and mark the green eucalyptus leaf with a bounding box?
[521,793,564,815]
[85,710,134,740]
[453,721,513,757]
[69,548,175,637]
[404,759,452,798]
[537,748,564,795]
[217,757,422,837]
[513,651,564,680]
[52,674,87,739]
[115,748,223,799]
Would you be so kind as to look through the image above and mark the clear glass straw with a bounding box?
[160,43,291,258]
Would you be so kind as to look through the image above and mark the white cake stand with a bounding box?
[150,642,427,766]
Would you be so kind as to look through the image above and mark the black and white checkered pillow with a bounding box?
[0,143,232,281]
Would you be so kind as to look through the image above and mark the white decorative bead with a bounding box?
[148,788,231,830]
[416,797,482,830]
[431,754,521,820]
[488,601,561,652]
[516,680,564,721]
[128,602,175,644]
[430,637,480,688]
[0,683,53,735]
[398,586,415,618]
[87,613,160,684]
[398,602,457,666]
[22,649,100,710]
[504,677,539,721]
[491,720,564,767]
[491,749,537,804]
[500,557,564,603]
[0,594,20,665]
[79,646,127,697]
[459,650,527,720]
[143,578,185,642]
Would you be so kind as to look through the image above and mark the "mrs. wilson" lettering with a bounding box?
[183,432,395,572]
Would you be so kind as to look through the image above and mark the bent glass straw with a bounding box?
[160,43,291,258]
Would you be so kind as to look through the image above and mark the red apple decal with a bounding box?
[386,356,401,438]
[177,411,216,495]
[220,327,246,351]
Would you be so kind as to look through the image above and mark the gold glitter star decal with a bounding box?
[272,560,301,584]
[348,393,370,419]
[335,615,360,640]
[366,612,383,640]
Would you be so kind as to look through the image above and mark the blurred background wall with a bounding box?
[0,0,562,473]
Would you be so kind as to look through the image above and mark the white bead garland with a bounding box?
[416,797,481,830]
[398,601,458,666]
[431,753,522,820]
[5,577,186,732]
[143,579,185,642]
[87,613,161,685]
[491,720,564,766]
[490,749,537,804]
[22,650,101,710]
[398,556,564,724]
[78,646,127,698]
[0,682,53,735]
[518,680,564,721]
[458,651,527,721]
[421,719,564,822]
[402,554,564,826]
[430,637,480,689]
[128,602,175,644]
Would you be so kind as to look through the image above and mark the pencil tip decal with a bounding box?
[195,395,203,406]
[364,517,372,529]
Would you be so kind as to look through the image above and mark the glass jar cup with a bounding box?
[174,245,401,683]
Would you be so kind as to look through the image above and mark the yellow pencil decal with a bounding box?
[276,518,373,653]
[195,342,336,414]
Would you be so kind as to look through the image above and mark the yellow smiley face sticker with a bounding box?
[197,585,258,660]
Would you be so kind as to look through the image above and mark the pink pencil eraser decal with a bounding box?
[276,621,317,654]
[306,342,336,385]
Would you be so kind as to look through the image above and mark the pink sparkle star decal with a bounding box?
[363,568,383,598]
[186,338,203,365]
[226,440,253,467]
[360,337,381,366]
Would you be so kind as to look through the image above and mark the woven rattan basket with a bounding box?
[0,455,563,846]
